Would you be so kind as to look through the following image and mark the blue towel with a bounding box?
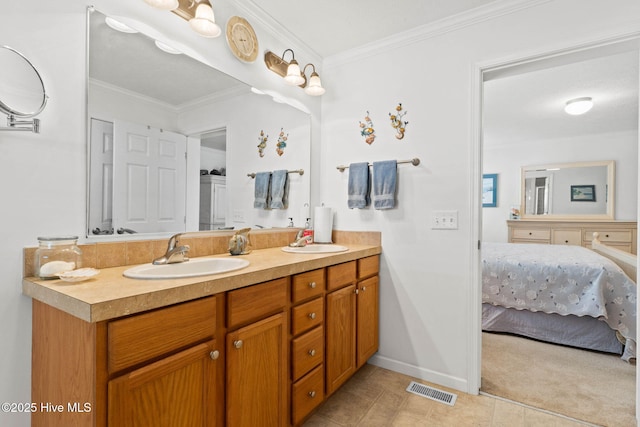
[347,162,370,209]
[253,172,271,209]
[270,169,289,209]
[372,160,397,209]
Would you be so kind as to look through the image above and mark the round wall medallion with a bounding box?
[226,16,258,62]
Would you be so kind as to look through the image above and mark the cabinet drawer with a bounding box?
[291,326,324,381]
[292,297,324,336]
[227,278,287,329]
[292,269,325,304]
[292,364,324,426]
[108,296,216,374]
[327,261,356,291]
[512,228,550,240]
[358,255,379,279]
[552,230,582,246]
[584,230,633,243]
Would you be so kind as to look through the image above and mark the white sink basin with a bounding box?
[281,244,349,254]
[124,257,250,279]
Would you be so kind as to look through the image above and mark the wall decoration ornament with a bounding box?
[257,130,268,157]
[276,128,288,156]
[359,111,376,144]
[389,103,408,139]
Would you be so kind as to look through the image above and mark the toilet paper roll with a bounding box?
[314,206,333,243]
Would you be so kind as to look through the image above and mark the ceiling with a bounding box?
[483,48,639,146]
[246,0,499,58]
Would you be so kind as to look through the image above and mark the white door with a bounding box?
[89,118,114,234]
[113,120,187,234]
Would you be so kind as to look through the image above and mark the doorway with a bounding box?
[476,37,639,422]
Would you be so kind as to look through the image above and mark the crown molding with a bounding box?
[324,0,552,69]
[227,0,323,67]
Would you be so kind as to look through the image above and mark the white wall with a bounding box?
[319,0,640,393]
[0,1,318,426]
[483,129,638,242]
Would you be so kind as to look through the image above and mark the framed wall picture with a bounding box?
[482,174,498,207]
[571,185,596,202]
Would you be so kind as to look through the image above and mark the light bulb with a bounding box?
[189,2,221,38]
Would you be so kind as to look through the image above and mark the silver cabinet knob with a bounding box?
[361,286,366,292]
[308,281,316,289]
[210,350,220,360]
[233,340,243,349]
[308,312,316,320]
[308,349,316,357]
[308,391,316,398]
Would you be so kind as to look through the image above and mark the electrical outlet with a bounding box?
[431,210,458,230]
[232,209,245,222]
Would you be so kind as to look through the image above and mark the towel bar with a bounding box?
[247,169,304,179]
[336,158,420,172]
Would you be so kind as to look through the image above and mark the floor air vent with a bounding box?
[406,381,457,406]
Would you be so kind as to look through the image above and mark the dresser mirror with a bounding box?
[86,8,311,239]
[521,160,614,219]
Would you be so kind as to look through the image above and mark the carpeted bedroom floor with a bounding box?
[481,332,636,427]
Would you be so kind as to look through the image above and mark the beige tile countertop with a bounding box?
[23,244,381,323]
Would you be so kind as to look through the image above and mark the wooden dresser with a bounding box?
[507,220,637,254]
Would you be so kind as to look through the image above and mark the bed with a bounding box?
[482,235,637,362]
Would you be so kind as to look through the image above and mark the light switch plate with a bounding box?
[232,209,245,222]
[431,210,458,230]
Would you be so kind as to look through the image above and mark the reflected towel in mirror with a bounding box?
[270,169,289,209]
[254,172,271,208]
[372,160,397,209]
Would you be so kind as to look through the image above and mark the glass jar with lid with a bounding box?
[34,236,83,279]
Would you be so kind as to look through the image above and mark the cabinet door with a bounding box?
[325,284,356,395]
[357,276,379,367]
[108,340,220,427]
[226,313,287,427]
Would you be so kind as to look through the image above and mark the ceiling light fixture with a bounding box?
[143,0,221,38]
[105,17,138,33]
[564,97,593,115]
[154,40,182,54]
[144,0,179,10]
[264,49,325,96]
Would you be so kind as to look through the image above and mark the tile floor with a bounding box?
[303,364,592,426]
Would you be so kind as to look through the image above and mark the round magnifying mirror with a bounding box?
[0,46,47,118]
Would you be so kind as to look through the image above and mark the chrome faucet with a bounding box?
[153,233,190,265]
[289,230,312,247]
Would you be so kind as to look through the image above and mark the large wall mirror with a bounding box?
[521,160,614,219]
[86,8,311,239]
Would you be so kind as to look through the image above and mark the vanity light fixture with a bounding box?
[564,97,593,115]
[302,63,325,96]
[264,49,325,96]
[143,0,221,38]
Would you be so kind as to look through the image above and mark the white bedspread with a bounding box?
[482,242,637,361]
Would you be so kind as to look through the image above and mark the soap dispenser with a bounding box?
[302,218,314,243]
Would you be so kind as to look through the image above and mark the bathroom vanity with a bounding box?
[22,229,381,427]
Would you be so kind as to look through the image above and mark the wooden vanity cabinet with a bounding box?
[30,251,379,427]
[290,269,326,425]
[325,256,380,396]
[226,278,288,427]
[106,296,221,427]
